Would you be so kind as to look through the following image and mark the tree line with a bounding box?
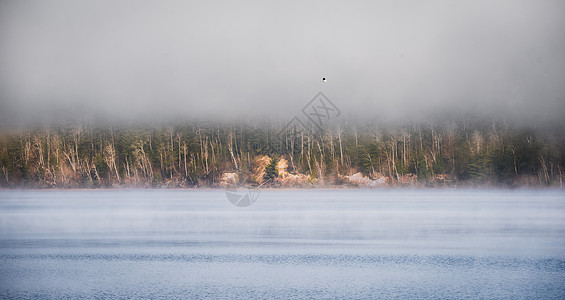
[0,117,563,188]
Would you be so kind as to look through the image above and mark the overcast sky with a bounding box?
[1,0,564,125]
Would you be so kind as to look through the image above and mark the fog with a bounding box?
[1,190,564,298]
[1,0,564,126]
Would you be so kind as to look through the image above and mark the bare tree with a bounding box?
[104,142,121,183]
[227,130,238,170]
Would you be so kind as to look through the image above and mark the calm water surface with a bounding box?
[1,189,564,299]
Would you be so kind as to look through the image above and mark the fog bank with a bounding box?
[1,0,564,126]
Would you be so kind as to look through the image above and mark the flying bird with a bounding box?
[321,77,327,82]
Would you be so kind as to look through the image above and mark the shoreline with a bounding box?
[1,185,563,192]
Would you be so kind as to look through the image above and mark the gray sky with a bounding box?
[1,0,564,125]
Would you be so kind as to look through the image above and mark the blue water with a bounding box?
[1,190,564,299]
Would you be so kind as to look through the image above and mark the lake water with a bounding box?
[1,189,564,299]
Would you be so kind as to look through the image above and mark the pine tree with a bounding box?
[263,156,278,182]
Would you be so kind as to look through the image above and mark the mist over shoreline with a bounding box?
[0,115,563,190]
[1,99,564,132]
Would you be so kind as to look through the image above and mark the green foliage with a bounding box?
[94,154,109,180]
[348,145,373,176]
[413,152,431,181]
[492,148,516,183]
[466,154,490,181]
[397,162,409,175]
[0,119,562,188]
[153,172,162,186]
[20,163,31,182]
[454,139,472,180]
[263,156,278,182]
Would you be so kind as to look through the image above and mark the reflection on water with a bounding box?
[1,190,564,298]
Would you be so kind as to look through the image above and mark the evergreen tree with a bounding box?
[263,156,278,182]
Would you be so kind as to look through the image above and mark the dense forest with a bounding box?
[0,117,563,188]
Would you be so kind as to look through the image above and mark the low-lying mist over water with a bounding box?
[1,0,564,126]
[1,190,564,298]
